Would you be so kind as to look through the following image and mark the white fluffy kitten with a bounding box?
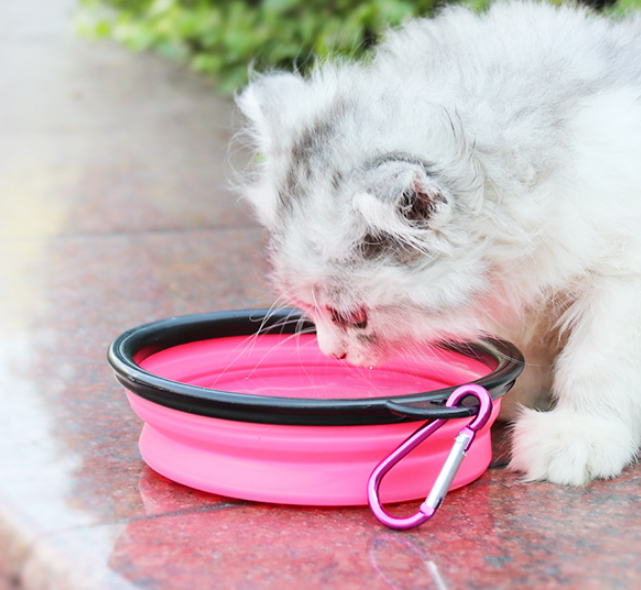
[235,0,641,485]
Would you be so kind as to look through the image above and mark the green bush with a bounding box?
[77,0,460,92]
[77,0,636,94]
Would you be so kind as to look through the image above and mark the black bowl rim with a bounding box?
[107,308,524,426]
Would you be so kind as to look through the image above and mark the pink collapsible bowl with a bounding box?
[108,309,523,506]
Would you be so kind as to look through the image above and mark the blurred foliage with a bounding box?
[608,0,641,13]
[77,0,636,94]
[76,0,467,92]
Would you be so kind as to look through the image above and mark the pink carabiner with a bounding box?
[367,384,493,530]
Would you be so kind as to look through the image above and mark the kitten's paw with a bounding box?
[509,408,637,485]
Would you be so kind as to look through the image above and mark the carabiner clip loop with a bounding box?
[367,384,493,530]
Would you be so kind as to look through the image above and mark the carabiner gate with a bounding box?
[367,384,493,530]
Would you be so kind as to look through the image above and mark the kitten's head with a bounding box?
[236,68,490,366]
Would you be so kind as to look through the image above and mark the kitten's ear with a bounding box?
[236,72,306,151]
[354,160,449,232]
[235,73,307,227]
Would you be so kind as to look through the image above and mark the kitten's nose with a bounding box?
[332,352,347,360]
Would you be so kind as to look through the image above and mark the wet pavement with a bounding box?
[1,1,641,589]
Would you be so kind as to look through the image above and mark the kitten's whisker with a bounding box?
[211,297,298,387]
[238,327,317,383]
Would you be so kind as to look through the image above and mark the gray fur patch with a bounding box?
[357,231,423,265]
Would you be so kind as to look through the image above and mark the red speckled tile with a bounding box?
[7,461,641,589]
[0,13,249,240]
[0,230,270,529]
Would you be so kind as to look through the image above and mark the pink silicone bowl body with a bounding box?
[108,309,524,506]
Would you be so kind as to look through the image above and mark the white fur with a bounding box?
[235,1,641,485]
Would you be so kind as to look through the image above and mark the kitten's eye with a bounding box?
[329,307,368,329]
[359,232,396,260]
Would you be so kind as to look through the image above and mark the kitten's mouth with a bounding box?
[314,325,371,366]
[337,350,380,368]
[311,306,379,365]
[317,333,388,368]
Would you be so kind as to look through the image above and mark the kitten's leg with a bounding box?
[493,306,560,420]
[498,328,557,421]
[510,279,641,485]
